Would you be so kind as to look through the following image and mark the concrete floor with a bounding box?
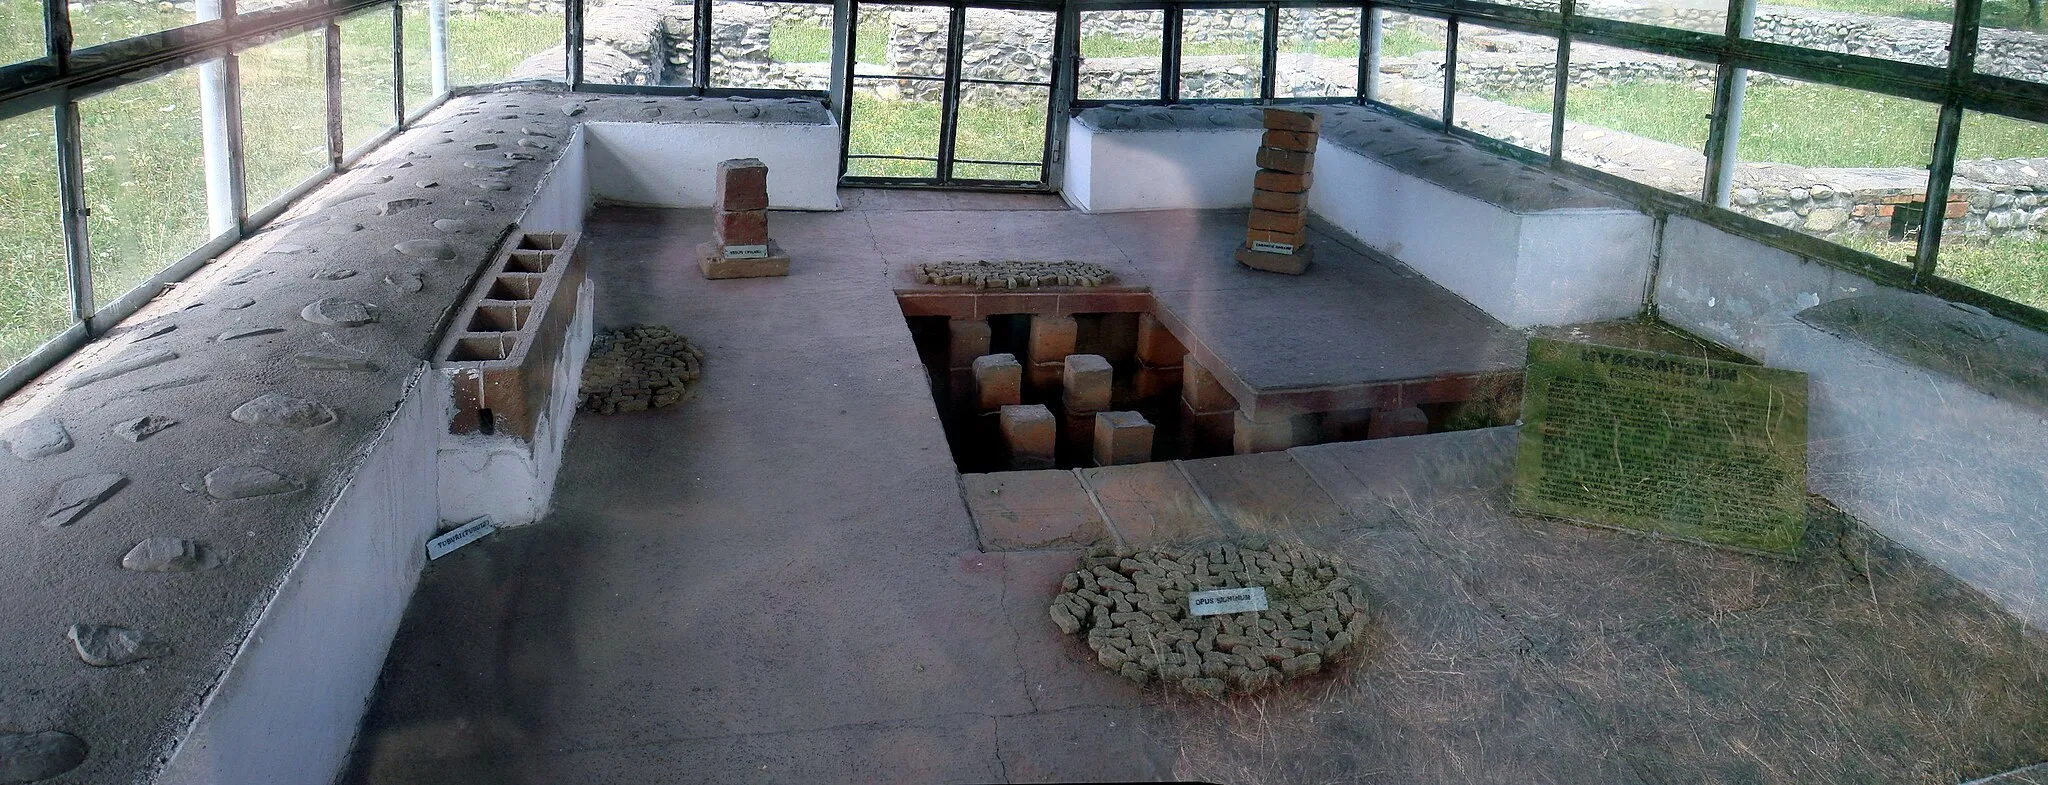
[342,193,2048,784]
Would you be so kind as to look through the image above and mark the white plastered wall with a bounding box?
[582,120,842,210]
[1061,118,1262,213]
[1655,215,2048,632]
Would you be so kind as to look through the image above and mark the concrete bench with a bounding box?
[1064,103,1655,327]
[0,88,835,785]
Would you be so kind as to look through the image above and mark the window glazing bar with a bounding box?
[325,20,344,169]
[1260,4,1278,101]
[1914,0,1983,284]
[1162,5,1182,102]
[54,98,91,326]
[1440,15,1456,127]
[1548,0,1570,162]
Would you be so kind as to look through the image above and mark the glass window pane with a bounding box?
[855,4,948,78]
[1558,48,1716,196]
[0,0,45,65]
[1749,0,1952,68]
[847,76,940,178]
[962,8,1052,84]
[954,82,1046,168]
[402,0,436,109]
[1579,0,1725,34]
[582,0,691,86]
[1451,24,1556,152]
[448,0,563,86]
[240,30,330,210]
[1975,2,2048,84]
[710,1,832,90]
[952,161,1042,182]
[0,109,68,369]
[1731,76,1938,262]
[1276,8,1360,98]
[1180,8,1262,100]
[1078,9,1162,101]
[341,10,397,153]
[71,0,206,51]
[1372,10,1445,121]
[80,65,211,309]
[1932,110,2048,310]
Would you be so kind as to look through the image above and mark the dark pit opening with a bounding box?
[487,273,543,301]
[517,233,567,251]
[467,303,533,333]
[449,335,514,362]
[505,251,555,273]
[477,408,496,436]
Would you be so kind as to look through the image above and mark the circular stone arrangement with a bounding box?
[577,325,704,414]
[1049,541,1369,697]
[915,260,1115,289]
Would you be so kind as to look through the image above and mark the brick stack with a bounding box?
[698,158,791,279]
[1235,108,1321,275]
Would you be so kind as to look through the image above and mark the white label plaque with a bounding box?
[723,244,769,259]
[1188,587,1269,616]
[427,516,496,560]
[1249,241,1296,255]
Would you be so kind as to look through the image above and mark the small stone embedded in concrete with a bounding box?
[642,106,663,119]
[300,297,379,327]
[464,160,516,172]
[226,269,273,286]
[578,326,704,414]
[377,197,429,216]
[503,152,535,161]
[465,199,496,211]
[42,474,127,528]
[415,180,440,189]
[473,178,511,191]
[1052,540,1368,697]
[129,322,176,342]
[217,327,283,342]
[113,415,176,442]
[325,222,364,235]
[394,238,458,260]
[6,417,72,460]
[563,104,586,117]
[516,138,552,150]
[204,465,303,499]
[67,623,170,667]
[223,297,255,310]
[63,348,176,389]
[121,537,219,572]
[230,393,338,430]
[431,218,473,233]
[296,333,380,372]
[472,142,499,151]
[0,730,88,782]
[384,270,426,293]
[269,243,313,255]
[519,126,556,138]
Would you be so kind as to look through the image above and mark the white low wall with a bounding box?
[1310,143,1654,327]
[584,120,842,210]
[158,369,441,785]
[1061,117,1261,213]
[1656,215,2048,632]
[436,279,594,527]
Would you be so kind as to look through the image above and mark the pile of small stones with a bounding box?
[1049,540,1370,697]
[577,325,704,414]
[914,260,1115,289]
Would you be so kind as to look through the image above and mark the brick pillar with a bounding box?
[1235,109,1319,276]
[1132,313,1185,402]
[698,158,791,279]
[1093,411,1156,466]
[1233,409,1310,455]
[1027,314,1078,394]
[1000,404,1057,470]
[972,353,1022,411]
[1179,357,1238,457]
[1060,354,1113,456]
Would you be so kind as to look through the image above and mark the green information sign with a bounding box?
[1511,338,1811,557]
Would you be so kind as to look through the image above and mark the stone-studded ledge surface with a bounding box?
[1075,103,1635,214]
[0,87,828,785]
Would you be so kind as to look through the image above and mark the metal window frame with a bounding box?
[0,0,453,399]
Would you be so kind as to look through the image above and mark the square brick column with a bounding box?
[1179,357,1238,457]
[1132,313,1185,402]
[1026,314,1078,394]
[1092,411,1156,466]
[1000,404,1057,470]
[1060,354,1114,456]
[699,158,791,279]
[1235,109,1320,276]
[972,353,1023,411]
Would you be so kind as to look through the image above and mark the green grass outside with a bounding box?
[770,18,834,63]
[448,10,562,85]
[846,96,1044,181]
[1493,81,2047,167]
[1765,0,2048,30]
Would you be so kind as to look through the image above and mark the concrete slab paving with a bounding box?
[1178,452,1352,537]
[1077,462,1225,547]
[962,470,1109,551]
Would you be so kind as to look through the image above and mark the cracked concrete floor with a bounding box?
[342,194,2048,784]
